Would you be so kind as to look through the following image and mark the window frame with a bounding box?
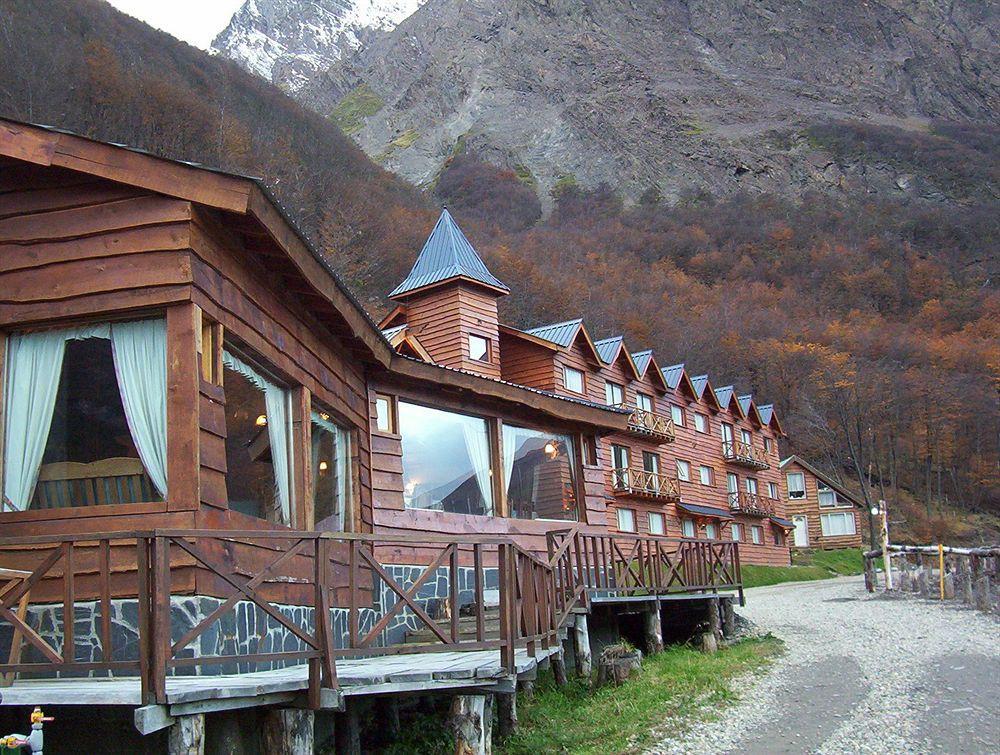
[374,393,398,434]
[617,507,637,533]
[694,412,708,433]
[820,511,857,537]
[763,436,773,454]
[647,511,665,536]
[501,420,581,523]
[786,472,806,499]
[751,525,763,544]
[731,522,743,542]
[468,333,490,363]
[818,486,839,508]
[563,366,585,395]
[698,465,714,486]
[704,522,718,540]
[670,404,685,427]
[636,392,653,412]
[681,518,696,538]
[604,380,624,407]
[676,459,691,482]
[768,481,779,500]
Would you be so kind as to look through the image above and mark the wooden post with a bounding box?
[707,597,722,643]
[291,387,313,530]
[643,603,663,655]
[573,614,592,677]
[165,303,201,511]
[551,649,568,687]
[938,544,945,600]
[975,575,991,612]
[497,692,518,738]
[450,694,491,755]
[958,559,973,603]
[168,714,205,755]
[263,709,314,755]
[721,597,736,639]
[863,554,875,593]
[336,702,361,755]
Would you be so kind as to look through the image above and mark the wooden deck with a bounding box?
[0,646,558,734]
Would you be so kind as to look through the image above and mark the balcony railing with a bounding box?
[728,490,776,516]
[612,468,680,501]
[722,440,770,470]
[621,406,676,442]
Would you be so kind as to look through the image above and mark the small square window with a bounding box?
[648,512,665,536]
[694,413,708,433]
[676,460,691,482]
[564,366,584,394]
[670,405,684,427]
[375,393,396,433]
[617,508,636,532]
[469,334,490,362]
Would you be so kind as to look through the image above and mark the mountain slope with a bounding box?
[291,0,998,205]
[213,0,426,92]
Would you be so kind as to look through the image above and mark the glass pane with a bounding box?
[695,413,707,432]
[469,335,489,362]
[312,409,351,531]
[224,365,280,522]
[400,402,492,516]
[705,523,717,539]
[682,519,695,537]
[32,338,158,509]
[648,513,664,535]
[636,393,652,412]
[375,396,393,432]
[642,452,659,475]
[671,405,683,426]
[504,425,578,521]
[564,368,583,393]
[617,508,636,532]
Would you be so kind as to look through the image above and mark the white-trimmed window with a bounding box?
[694,413,708,433]
[676,459,691,482]
[564,366,584,394]
[648,512,665,535]
[705,522,718,539]
[820,512,856,537]
[787,472,806,499]
[699,465,713,486]
[375,393,397,433]
[617,507,637,532]
[818,486,838,508]
[768,482,779,499]
[681,518,696,538]
[731,523,743,542]
[751,525,763,544]
[740,428,752,445]
[605,380,624,407]
[670,405,685,427]
[636,392,653,412]
[746,477,759,495]
[469,334,490,362]
[763,436,773,454]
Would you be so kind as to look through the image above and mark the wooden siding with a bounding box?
[783,460,864,550]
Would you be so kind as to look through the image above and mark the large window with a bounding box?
[223,349,292,525]
[311,407,352,531]
[2,320,167,512]
[503,425,578,521]
[399,402,493,516]
[787,472,806,499]
[821,512,856,536]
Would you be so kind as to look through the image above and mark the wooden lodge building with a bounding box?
[0,118,782,750]
[780,456,865,550]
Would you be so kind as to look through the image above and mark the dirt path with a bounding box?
[648,575,1000,754]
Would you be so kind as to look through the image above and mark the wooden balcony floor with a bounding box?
[0,646,558,733]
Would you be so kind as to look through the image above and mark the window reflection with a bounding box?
[399,402,493,516]
[312,408,351,531]
[502,425,578,521]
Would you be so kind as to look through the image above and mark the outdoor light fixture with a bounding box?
[255,414,268,427]
[544,441,558,457]
[870,505,880,516]
[318,460,329,471]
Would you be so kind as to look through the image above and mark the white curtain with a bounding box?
[111,320,168,498]
[459,415,493,515]
[502,424,520,492]
[311,411,350,532]
[223,350,292,525]
[2,331,69,511]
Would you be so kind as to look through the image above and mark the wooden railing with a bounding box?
[728,490,775,516]
[624,407,676,442]
[722,440,770,469]
[546,527,743,608]
[611,468,681,501]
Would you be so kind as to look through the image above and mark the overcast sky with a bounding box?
[105,1,244,49]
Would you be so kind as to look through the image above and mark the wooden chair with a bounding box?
[0,568,32,687]
[33,457,156,508]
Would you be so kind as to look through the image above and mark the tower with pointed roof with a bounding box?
[385,208,509,378]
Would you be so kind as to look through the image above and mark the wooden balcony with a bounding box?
[728,490,776,517]
[722,440,770,470]
[622,407,676,442]
[611,468,681,501]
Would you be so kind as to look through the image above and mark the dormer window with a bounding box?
[605,380,624,407]
[469,334,490,362]
[564,366,584,394]
[636,392,653,412]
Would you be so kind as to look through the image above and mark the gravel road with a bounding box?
[648,575,1000,754]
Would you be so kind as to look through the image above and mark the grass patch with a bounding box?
[390,128,420,149]
[498,636,782,754]
[330,83,384,135]
[742,548,863,588]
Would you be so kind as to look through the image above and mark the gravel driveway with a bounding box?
[648,575,1000,754]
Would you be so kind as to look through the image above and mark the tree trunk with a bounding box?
[168,714,204,755]
[497,692,517,738]
[573,614,592,678]
[262,709,314,755]
[643,604,663,655]
[450,694,491,755]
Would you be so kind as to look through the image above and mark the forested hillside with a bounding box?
[1,0,996,542]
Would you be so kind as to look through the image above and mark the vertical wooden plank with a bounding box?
[498,545,513,675]
[292,386,312,530]
[152,537,170,704]
[166,303,201,512]
[100,539,112,663]
[62,542,74,663]
[348,541,358,648]
[449,544,459,644]
[473,543,484,643]
[491,419,506,518]
[137,537,152,705]
[0,331,5,508]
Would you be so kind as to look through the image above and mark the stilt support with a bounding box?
[573,614,592,678]
[450,694,492,755]
[263,709,314,755]
[168,713,205,755]
[643,602,663,655]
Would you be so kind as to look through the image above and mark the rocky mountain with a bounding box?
[212,0,425,92]
[219,0,998,207]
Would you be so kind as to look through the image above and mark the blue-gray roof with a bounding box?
[770,516,794,529]
[677,502,734,520]
[690,374,710,398]
[758,404,775,424]
[525,318,584,348]
[595,336,623,364]
[738,394,753,416]
[631,350,653,375]
[662,363,685,390]
[715,385,736,408]
[389,209,509,298]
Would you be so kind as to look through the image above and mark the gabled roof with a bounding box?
[388,208,509,299]
[738,394,764,426]
[714,386,746,419]
[779,456,865,508]
[757,404,786,436]
[594,336,641,380]
[381,324,435,363]
[525,318,603,364]
[631,350,669,392]
[661,363,698,400]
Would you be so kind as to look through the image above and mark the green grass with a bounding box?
[498,636,783,754]
[390,128,420,149]
[329,83,384,135]
[742,548,864,588]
